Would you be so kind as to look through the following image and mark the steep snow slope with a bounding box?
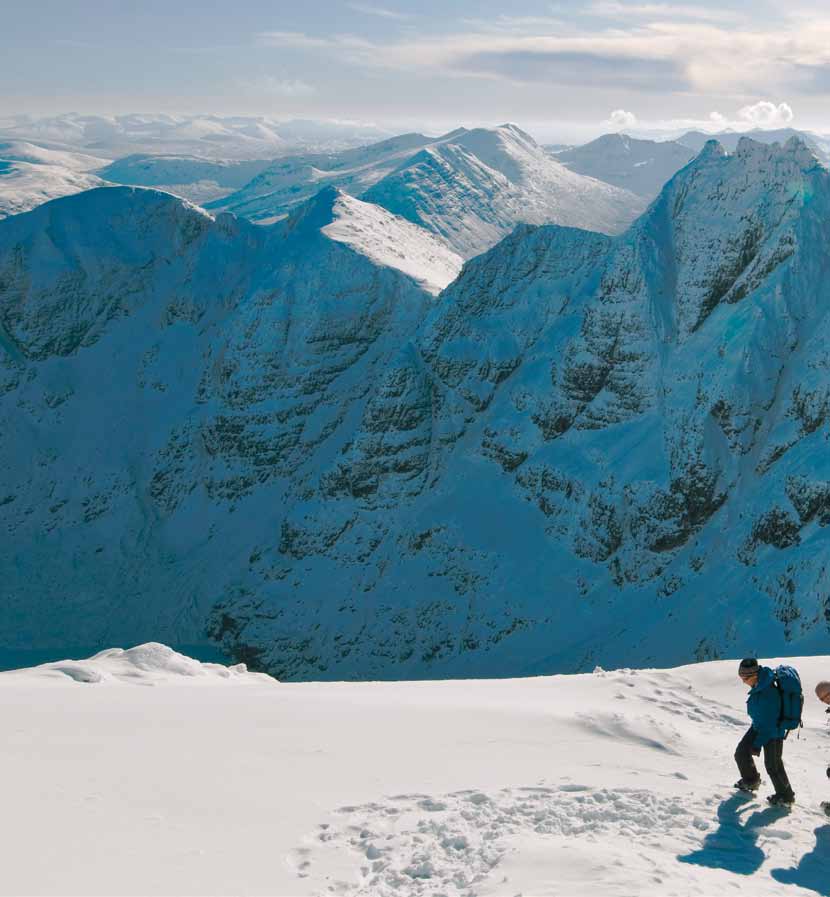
[363,125,644,257]
[95,154,273,203]
[216,124,645,257]
[0,186,449,656]
[554,132,695,197]
[322,191,462,294]
[3,646,830,896]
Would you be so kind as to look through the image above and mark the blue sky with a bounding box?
[4,1,830,140]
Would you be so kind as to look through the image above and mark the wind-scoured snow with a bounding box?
[322,190,463,294]
[2,647,830,896]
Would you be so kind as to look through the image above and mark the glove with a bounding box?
[752,746,761,757]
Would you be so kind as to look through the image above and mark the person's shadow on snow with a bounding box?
[770,824,830,895]
[677,792,789,875]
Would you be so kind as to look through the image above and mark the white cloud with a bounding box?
[737,101,794,127]
[346,3,414,19]
[239,76,317,97]
[608,109,637,129]
[255,18,830,100]
[588,2,740,23]
[257,31,374,51]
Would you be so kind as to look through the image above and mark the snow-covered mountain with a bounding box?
[0,185,458,660]
[677,128,830,166]
[0,114,393,160]
[553,132,695,198]
[362,125,645,257]
[95,154,273,204]
[213,124,646,257]
[4,136,830,681]
[207,131,449,221]
[0,140,109,218]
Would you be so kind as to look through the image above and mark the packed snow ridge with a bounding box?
[3,647,830,896]
[2,641,274,686]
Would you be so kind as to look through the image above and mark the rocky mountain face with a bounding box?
[0,185,456,661]
[211,125,646,256]
[677,128,830,166]
[553,133,695,198]
[4,136,830,680]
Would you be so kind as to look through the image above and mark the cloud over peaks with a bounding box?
[608,109,637,129]
[737,101,795,127]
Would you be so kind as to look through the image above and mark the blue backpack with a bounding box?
[774,664,804,735]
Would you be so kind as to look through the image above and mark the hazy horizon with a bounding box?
[6,1,830,144]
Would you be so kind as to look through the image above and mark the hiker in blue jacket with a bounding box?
[734,657,796,806]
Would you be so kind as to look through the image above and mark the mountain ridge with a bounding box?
[4,137,830,679]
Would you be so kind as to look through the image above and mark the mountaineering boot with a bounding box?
[767,791,795,807]
[734,777,761,793]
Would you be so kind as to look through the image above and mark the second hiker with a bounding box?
[734,657,797,807]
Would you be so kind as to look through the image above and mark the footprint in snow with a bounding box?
[292,785,701,896]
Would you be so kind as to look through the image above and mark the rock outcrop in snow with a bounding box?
[4,137,830,680]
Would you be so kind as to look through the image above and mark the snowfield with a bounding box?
[3,645,830,896]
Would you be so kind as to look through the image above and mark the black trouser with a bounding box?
[735,726,793,796]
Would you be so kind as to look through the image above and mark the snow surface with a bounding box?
[3,645,830,896]
[323,191,463,295]
[0,141,109,218]
[94,154,273,204]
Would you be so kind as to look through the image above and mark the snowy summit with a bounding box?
[2,645,830,896]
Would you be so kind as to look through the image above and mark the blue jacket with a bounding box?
[747,666,787,749]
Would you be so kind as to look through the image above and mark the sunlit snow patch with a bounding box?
[1,641,276,686]
[322,191,463,295]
